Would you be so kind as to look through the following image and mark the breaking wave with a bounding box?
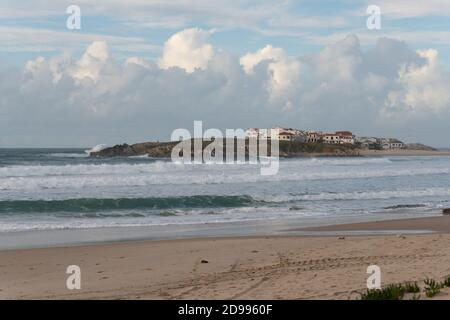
[0,195,256,214]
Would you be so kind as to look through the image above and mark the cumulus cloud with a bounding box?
[2,30,450,147]
[240,45,301,99]
[240,45,285,74]
[158,28,214,73]
[71,41,110,82]
[384,49,450,116]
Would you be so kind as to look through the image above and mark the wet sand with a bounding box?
[299,215,450,233]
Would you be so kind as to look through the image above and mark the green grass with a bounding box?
[410,293,421,300]
[360,284,407,300]
[424,278,442,298]
[360,280,437,300]
[441,276,450,288]
[278,141,356,154]
[403,281,420,293]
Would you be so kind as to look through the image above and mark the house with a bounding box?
[292,130,308,142]
[267,127,283,140]
[278,131,295,141]
[306,131,321,143]
[378,138,404,149]
[356,137,379,149]
[322,133,341,144]
[336,131,354,145]
[245,128,260,139]
[389,139,404,149]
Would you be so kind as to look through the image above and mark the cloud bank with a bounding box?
[2,28,450,147]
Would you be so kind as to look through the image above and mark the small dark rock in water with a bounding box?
[201,259,209,264]
[443,208,450,215]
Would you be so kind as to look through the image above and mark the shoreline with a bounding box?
[2,215,450,299]
[0,212,442,251]
[359,149,450,157]
[298,215,450,233]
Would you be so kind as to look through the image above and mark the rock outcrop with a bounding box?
[90,139,360,158]
[90,141,177,158]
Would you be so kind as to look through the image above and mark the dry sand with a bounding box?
[1,216,450,300]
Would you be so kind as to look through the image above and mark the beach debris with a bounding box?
[443,208,450,215]
[397,234,406,239]
[338,236,345,240]
[201,259,209,264]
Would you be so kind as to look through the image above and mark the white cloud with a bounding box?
[384,49,450,115]
[240,45,285,74]
[373,0,450,18]
[240,45,301,99]
[158,28,214,73]
[71,41,109,81]
[125,57,151,68]
[3,32,450,147]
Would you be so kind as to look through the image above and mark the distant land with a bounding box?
[89,139,450,158]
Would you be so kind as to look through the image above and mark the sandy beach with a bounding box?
[1,215,450,300]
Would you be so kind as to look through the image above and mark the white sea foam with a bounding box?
[306,157,393,166]
[259,188,450,202]
[0,161,448,191]
[47,153,88,158]
[0,206,300,232]
[1,155,449,234]
[128,154,150,158]
[85,144,108,155]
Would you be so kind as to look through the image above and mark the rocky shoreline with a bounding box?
[89,139,446,159]
[89,139,360,158]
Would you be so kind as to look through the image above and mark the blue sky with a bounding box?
[2,0,450,67]
[2,0,450,147]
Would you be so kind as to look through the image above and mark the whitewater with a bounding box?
[0,148,449,232]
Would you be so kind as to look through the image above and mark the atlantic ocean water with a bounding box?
[0,148,448,237]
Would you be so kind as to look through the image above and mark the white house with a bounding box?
[278,131,295,141]
[389,139,404,149]
[378,138,404,149]
[322,133,341,144]
[336,131,354,145]
[245,128,260,138]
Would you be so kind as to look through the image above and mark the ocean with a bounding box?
[0,148,449,235]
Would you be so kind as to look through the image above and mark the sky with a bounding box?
[1,0,450,147]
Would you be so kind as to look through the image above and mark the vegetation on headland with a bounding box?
[90,139,360,158]
[89,137,442,158]
[360,277,450,300]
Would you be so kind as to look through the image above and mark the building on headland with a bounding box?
[321,131,354,145]
[246,127,355,144]
[246,127,308,142]
[379,138,404,149]
[389,139,404,149]
[355,137,405,149]
[355,137,378,149]
[322,133,340,144]
[335,131,355,145]
[245,126,408,150]
[245,128,260,139]
[305,131,322,143]
[278,131,295,141]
